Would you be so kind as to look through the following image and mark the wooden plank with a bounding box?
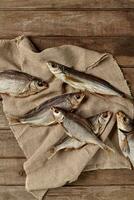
[0,0,134,10]
[0,158,134,186]
[71,170,134,186]
[0,11,134,37]
[46,186,134,200]
[0,158,26,185]
[32,36,134,56]
[0,186,36,200]
[31,36,134,66]
[0,130,24,158]
[0,186,134,200]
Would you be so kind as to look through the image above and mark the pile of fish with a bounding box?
[1,62,134,165]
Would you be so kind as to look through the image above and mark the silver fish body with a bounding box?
[116,111,134,160]
[47,61,129,98]
[48,137,85,159]
[55,137,85,151]
[52,107,114,152]
[18,92,85,126]
[89,111,112,136]
[49,111,112,158]
[0,70,48,97]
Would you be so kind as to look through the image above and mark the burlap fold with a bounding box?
[0,36,133,200]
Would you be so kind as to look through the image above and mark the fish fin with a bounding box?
[65,131,73,137]
[49,147,55,154]
[127,157,133,170]
[29,121,57,127]
[60,124,73,137]
[28,124,39,127]
[65,75,83,83]
[122,93,134,102]
[7,116,21,126]
[101,143,115,153]
[48,147,57,160]
[47,75,56,83]
[64,148,70,151]
[10,123,21,126]
[87,91,108,102]
[121,138,130,154]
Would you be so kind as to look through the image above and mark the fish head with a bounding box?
[98,111,112,125]
[29,78,48,94]
[69,92,85,109]
[47,61,65,77]
[51,107,64,123]
[116,111,134,133]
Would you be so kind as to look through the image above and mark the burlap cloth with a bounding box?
[0,36,134,199]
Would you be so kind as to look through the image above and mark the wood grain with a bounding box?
[0,185,134,200]
[1,158,134,186]
[0,0,134,10]
[0,186,134,200]
[71,169,134,186]
[0,186,36,200]
[0,11,134,37]
[31,36,134,66]
[31,36,134,56]
[46,186,134,200]
[0,158,25,185]
[0,1,134,199]
[0,130,24,158]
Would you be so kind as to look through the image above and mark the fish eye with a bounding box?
[54,108,59,114]
[123,116,127,122]
[37,81,44,87]
[102,112,108,118]
[75,94,81,99]
[51,63,57,68]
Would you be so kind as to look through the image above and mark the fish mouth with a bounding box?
[51,106,61,114]
[116,111,124,119]
[118,128,130,135]
[44,82,49,88]
[47,61,53,66]
[47,61,58,69]
[101,111,110,118]
[38,81,48,88]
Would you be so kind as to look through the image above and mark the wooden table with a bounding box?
[0,1,134,199]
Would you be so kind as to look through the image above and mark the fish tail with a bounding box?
[122,93,134,102]
[7,115,21,126]
[99,143,115,153]
[48,147,57,160]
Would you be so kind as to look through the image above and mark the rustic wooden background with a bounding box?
[0,0,134,199]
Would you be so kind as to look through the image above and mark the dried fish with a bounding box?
[90,111,112,136]
[48,137,85,159]
[49,111,112,159]
[116,111,134,158]
[52,107,114,152]
[47,61,132,99]
[15,92,85,126]
[0,70,48,97]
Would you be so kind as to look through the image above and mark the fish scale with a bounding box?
[0,70,48,97]
[13,92,85,126]
[48,111,112,159]
[52,108,114,153]
[47,61,133,100]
